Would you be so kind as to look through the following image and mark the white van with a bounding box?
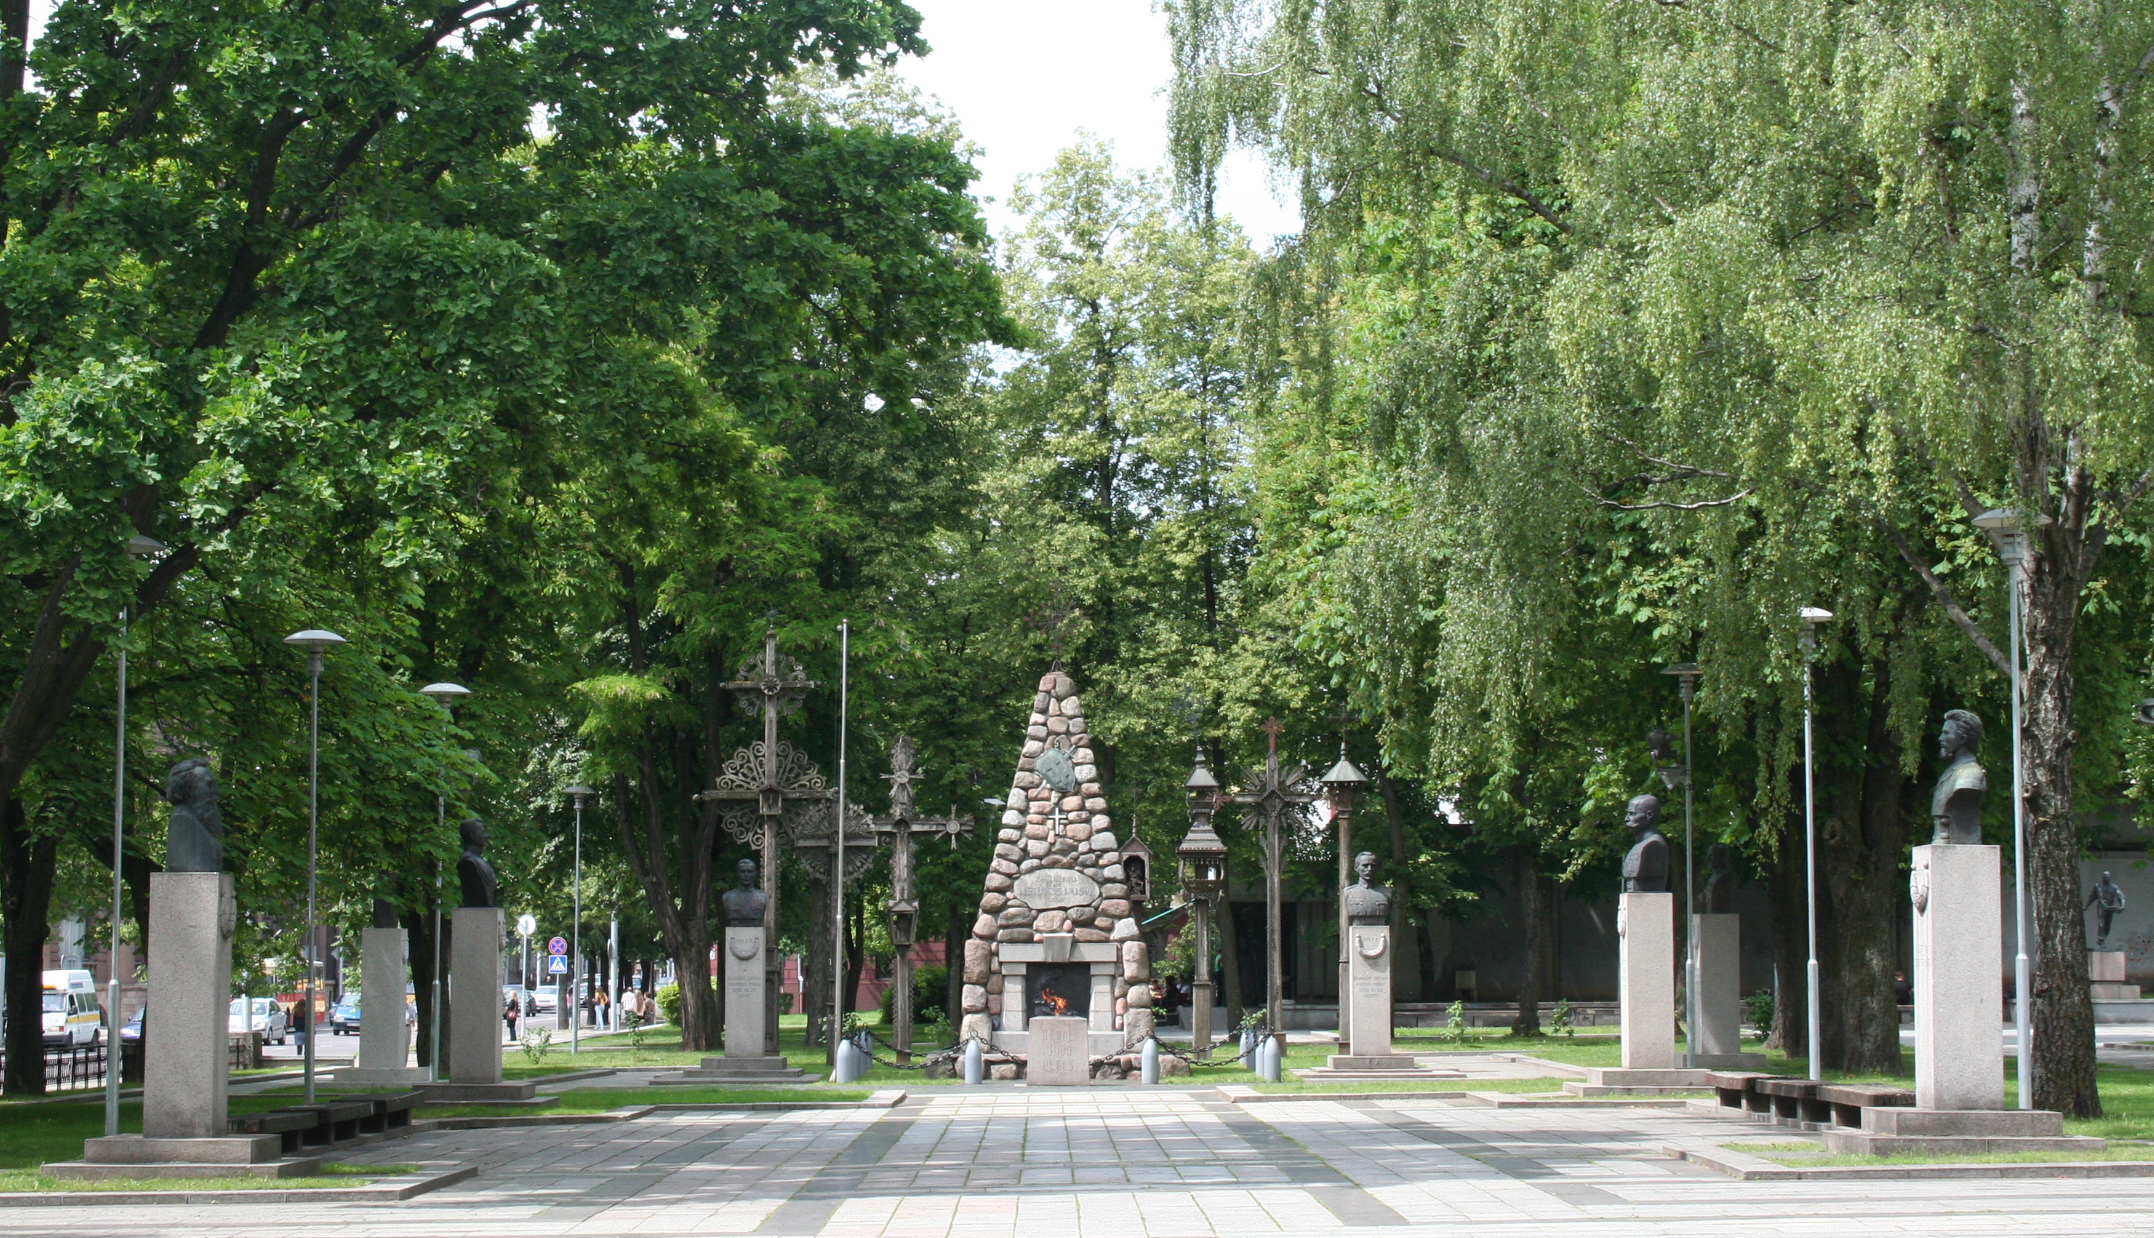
[41,970,102,1048]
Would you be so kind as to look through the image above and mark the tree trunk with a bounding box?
[1815,651,1907,1076]
[1216,896,1245,1029]
[1,797,55,1094]
[403,907,437,1069]
[1764,822,1806,1060]
[2025,539,2098,1115]
[804,871,831,1048]
[1512,849,1544,1036]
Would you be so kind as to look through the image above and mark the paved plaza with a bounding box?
[8,1075,2154,1236]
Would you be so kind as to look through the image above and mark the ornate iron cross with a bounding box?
[693,625,831,1055]
[1225,717,1319,1035]
[863,735,974,1059]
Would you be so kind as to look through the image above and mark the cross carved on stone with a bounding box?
[1225,717,1319,1035]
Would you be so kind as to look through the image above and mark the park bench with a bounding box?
[1754,1077,1829,1125]
[340,1090,421,1133]
[1816,1083,1914,1129]
[288,1099,375,1145]
[1704,1071,1774,1112]
[227,1108,322,1155]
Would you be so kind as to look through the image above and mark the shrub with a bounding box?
[655,983,680,1026]
[1743,989,1775,1035]
[876,963,948,1025]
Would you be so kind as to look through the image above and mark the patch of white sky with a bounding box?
[893,0,1299,251]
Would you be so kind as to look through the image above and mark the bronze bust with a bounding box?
[165,758,224,872]
[1703,842,1736,915]
[457,816,498,908]
[1343,851,1391,924]
[1621,794,1668,894]
[721,858,771,927]
[1930,709,1987,845]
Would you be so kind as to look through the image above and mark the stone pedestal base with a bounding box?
[656,1056,814,1084]
[2090,950,2140,999]
[1296,1055,1463,1082]
[724,926,770,1057]
[330,1066,432,1087]
[357,926,412,1072]
[1692,914,1746,1058]
[1345,924,1395,1059]
[417,1080,544,1104]
[143,872,237,1141]
[449,907,505,1086]
[1912,844,2002,1111]
[48,1134,317,1180]
[1821,1107,2104,1157]
[1619,893,1676,1070]
[1567,1066,1714,1097]
[1026,1016,1091,1085]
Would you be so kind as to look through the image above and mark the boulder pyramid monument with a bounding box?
[961,666,1153,1057]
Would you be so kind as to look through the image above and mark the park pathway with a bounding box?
[3,1086,2151,1235]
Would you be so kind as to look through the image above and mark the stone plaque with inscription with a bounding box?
[1011,869,1101,910]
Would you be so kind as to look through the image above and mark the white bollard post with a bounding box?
[964,1036,984,1085]
[1141,1037,1160,1085]
[1259,1034,1283,1082]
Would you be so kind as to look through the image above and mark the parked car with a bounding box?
[329,997,362,1035]
[42,971,102,1048]
[121,1006,144,1043]
[227,997,289,1044]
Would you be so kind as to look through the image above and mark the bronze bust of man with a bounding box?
[1930,709,1987,845]
[721,858,771,928]
[165,757,224,873]
[1343,851,1391,925]
[1622,794,1668,894]
[457,816,498,908]
[1703,842,1736,914]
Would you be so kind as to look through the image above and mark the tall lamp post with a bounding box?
[418,682,471,1082]
[1973,507,2048,1110]
[1797,608,1833,1082]
[565,785,595,1053]
[286,629,349,1104]
[1178,746,1226,1060]
[1661,663,1701,1069]
[1321,743,1369,1054]
[103,534,163,1136]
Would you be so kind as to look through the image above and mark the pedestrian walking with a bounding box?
[504,994,521,1043]
[591,987,610,1031]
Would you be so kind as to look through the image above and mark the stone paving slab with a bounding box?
[6,1058,2154,1235]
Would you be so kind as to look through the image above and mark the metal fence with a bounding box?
[0,1043,108,1092]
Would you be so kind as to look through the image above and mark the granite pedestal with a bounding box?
[59,873,306,1177]
[1298,924,1453,1080]
[2091,949,2140,1000]
[420,906,538,1104]
[1027,1015,1091,1085]
[654,926,812,1083]
[1620,892,1676,1069]
[334,926,427,1087]
[1691,913,1767,1069]
[1913,844,2002,1111]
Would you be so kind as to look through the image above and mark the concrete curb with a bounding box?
[0,1164,475,1206]
[1217,1085,1469,1104]
[1666,1141,2154,1180]
[1459,1091,1692,1109]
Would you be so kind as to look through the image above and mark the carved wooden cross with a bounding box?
[1224,717,1318,1034]
[863,736,974,1060]
[694,625,832,1054]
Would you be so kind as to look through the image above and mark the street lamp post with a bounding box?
[1973,507,2049,1110]
[1797,608,1833,1082]
[286,629,350,1104]
[1660,664,1701,1069]
[1320,743,1369,1054]
[565,785,595,1053]
[1178,746,1226,1060]
[418,682,471,1082]
[104,534,162,1136]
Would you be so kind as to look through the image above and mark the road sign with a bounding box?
[547,936,568,956]
[547,955,569,975]
[517,914,537,937]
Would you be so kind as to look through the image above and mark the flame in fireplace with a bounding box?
[1038,986,1068,1017]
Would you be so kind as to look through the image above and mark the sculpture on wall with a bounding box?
[2088,871,2127,948]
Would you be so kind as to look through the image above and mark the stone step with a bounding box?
[1562,1082,1713,1097]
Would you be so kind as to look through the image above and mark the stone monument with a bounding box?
[658,859,811,1083]
[1575,794,1710,1094]
[1827,709,2098,1155]
[1300,853,1454,1080]
[333,897,428,1085]
[425,818,540,1103]
[54,761,307,1178]
[962,667,1152,1062]
[1690,847,1765,1068]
